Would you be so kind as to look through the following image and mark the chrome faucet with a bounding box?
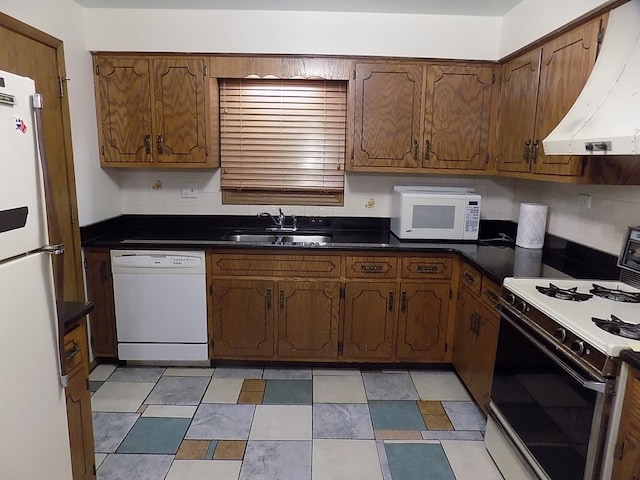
[257,208,297,231]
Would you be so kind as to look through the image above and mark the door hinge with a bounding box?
[70,204,76,225]
[339,285,345,299]
[58,77,70,98]
[614,441,624,460]
[492,73,496,84]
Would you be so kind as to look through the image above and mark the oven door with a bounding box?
[489,311,614,480]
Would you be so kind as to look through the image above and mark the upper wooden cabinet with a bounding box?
[351,61,496,173]
[496,17,604,177]
[94,55,214,168]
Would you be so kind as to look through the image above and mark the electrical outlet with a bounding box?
[577,193,592,209]
[181,184,198,198]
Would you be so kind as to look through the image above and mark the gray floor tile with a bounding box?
[107,367,165,383]
[263,379,312,405]
[385,443,455,480]
[421,430,485,440]
[213,367,264,379]
[145,376,210,405]
[90,381,105,393]
[239,440,312,480]
[442,401,487,431]
[96,453,173,480]
[377,440,393,480]
[313,404,374,439]
[362,372,419,400]
[92,412,139,453]
[369,400,426,431]
[262,368,312,380]
[117,417,191,454]
[186,404,255,440]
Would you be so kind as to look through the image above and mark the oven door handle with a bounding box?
[501,313,607,394]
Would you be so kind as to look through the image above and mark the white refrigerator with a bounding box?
[0,70,73,479]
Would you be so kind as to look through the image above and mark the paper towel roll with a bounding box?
[516,203,548,249]
[514,246,543,277]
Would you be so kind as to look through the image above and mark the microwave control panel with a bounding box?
[464,199,481,237]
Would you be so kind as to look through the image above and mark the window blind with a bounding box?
[219,79,347,199]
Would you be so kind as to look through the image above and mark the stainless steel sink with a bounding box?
[223,234,280,243]
[222,232,332,245]
[279,235,332,244]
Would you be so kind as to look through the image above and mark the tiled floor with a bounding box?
[90,365,502,480]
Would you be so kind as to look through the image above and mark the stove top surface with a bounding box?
[503,277,640,356]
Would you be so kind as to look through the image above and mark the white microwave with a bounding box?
[390,186,481,240]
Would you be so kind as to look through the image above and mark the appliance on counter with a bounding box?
[390,186,481,240]
[111,250,208,363]
[0,71,73,479]
[486,226,640,480]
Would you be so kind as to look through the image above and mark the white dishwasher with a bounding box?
[111,250,208,362]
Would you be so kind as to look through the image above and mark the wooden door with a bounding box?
[452,287,476,387]
[396,282,450,361]
[210,279,274,358]
[470,302,500,410]
[343,282,396,361]
[0,14,84,301]
[496,49,541,173]
[353,63,423,169]
[423,64,494,170]
[277,280,340,359]
[83,249,117,357]
[532,17,602,176]
[153,57,208,165]
[94,56,154,165]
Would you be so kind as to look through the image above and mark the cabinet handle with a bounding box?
[157,134,164,155]
[523,140,531,163]
[65,341,81,364]
[100,261,109,281]
[361,264,383,272]
[531,140,539,163]
[144,134,152,155]
[417,265,438,273]
[412,139,418,160]
[424,140,431,160]
[401,291,407,311]
[463,271,476,285]
[266,289,272,309]
[484,289,499,304]
[279,290,285,309]
[388,291,394,311]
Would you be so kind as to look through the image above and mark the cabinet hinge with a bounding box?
[351,149,354,160]
[101,145,105,156]
[353,69,356,80]
[204,65,208,76]
[95,64,100,76]
[444,342,448,353]
[58,77,70,98]
[614,441,624,460]
[70,204,76,226]
[209,285,213,296]
[597,28,604,45]
[339,286,345,299]
[492,73,496,84]
[338,341,344,354]
[449,288,453,299]
[205,145,209,156]
[486,153,490,164]
[83,257,87,269]
[85,378,90,391]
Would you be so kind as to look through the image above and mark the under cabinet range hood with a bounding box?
[543,0,640,156]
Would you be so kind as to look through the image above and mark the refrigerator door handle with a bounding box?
[43,245,67,387]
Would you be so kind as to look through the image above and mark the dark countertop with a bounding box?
[81,215,620,285]
[64,301,95,334]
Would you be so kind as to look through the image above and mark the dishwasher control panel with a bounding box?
[111,250,205,273]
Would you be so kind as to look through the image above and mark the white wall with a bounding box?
[512,180,640,254]
[0,0,121,226]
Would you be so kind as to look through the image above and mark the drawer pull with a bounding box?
[463,271,477,285]
[266,289,272,309]
[144,134,152,155]
[65,341,80,363]
[361,264,383,272]
[485,289,499,303]
[388,291,394,311]
[417,265,438,273]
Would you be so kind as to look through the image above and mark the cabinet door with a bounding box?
[496,49,541,173]
[396,282,451,361]
[153,58,209,165]
[95,57,154,165]
[353,63,423,169]
[277,281,340,359]
[83,249,117,358]
[343,282,396,361]
[469,302,500,411]
[210,279,274,358]
[532,17,602,175]
[452,288,476,387]
[612,366,640,479]
[423,64,494,170]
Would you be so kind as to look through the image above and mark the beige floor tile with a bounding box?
[163,367,214,377]
[202,378,243,404]
[213,440,247,460]
[142,405,197,418]
[249,405,312,440]
[175,440,210,460]
[313,375,367,403]
[410,371,472,401]
[238,390,264,404]
[417,400,446,415]
[312,439,383,480]
[313,368,362,376]
[89,364,117,381]
[165,460,242,480]
[90,381,155,412]
[441,440,502,480]
[423,414,454,431]
[374,430,423,440]
[242,379,266,392]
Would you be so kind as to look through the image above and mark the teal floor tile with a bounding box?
[205,440,218,459]
[385,443,455,480]
[116,417,191,454]
[263,379,312,405]
[368,400,426,431]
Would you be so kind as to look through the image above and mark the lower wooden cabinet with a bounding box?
[83,248,117,357]
[612,364,640,479]
[64,320,95,480]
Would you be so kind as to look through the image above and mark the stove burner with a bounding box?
[592,314,640,340]
[590,284,640,303]
[536,283,593,302]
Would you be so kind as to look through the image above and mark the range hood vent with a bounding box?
[543,0,640,156]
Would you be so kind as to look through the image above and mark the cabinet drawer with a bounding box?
[345,256,398,279]
[64,324,87,374]
[480,277,501,311]
[401,257,453,280]
[460,264,482,295]
[209,253,341,278]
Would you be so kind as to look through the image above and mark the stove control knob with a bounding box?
[505,294,515,305]
[554,328,567,342]
[571,340,585,355]
[517,300,528,313]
